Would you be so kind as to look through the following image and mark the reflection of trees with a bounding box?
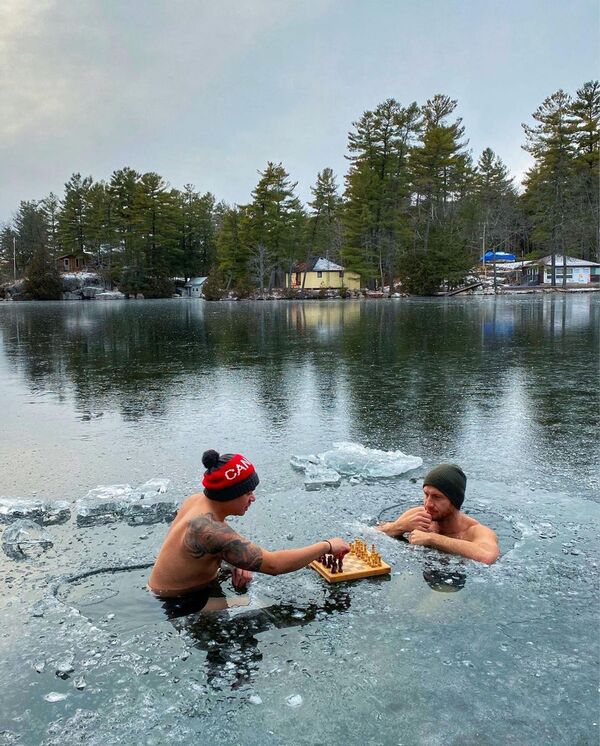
[508,296,598,472]
[338,301,496,449]
[337,297,596,460]
[0,299,595,456]
[0,302,215,421]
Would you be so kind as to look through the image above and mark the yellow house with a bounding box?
[287,257,360,290]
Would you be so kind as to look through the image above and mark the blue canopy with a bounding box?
[481,251,516,262]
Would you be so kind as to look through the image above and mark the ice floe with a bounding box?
[0,498,71,526]
[320,442,422,478]
[1,519,54,559]
[290,442,422,489]
[75,478,177,526]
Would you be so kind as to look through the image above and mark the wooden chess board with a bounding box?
[309,551,391,583]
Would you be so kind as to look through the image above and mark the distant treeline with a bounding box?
[1,82,597,297]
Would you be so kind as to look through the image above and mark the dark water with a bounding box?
[0,297,598,745]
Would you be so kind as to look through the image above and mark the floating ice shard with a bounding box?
[291,443,422,486]
[0,498,70,526]
[304,465,342,491]
[137,478,170,496]
[55,657,75,679]
[320,442,422,478]
[2,519,53,559]
[76,479,177,526]
[285,694,303,707]
[81,485,134,501]
[43,692,68,703]
[289,454,320,472]
[76,497,178,527]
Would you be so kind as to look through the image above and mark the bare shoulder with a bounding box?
[402,506,426,517]
[184,513,264,571]
[184,512,237,557]
[465,517,498,542]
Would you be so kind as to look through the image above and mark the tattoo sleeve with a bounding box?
[185,513,264,571]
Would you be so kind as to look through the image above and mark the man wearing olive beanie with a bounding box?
[149,449,350,598]
[377,463,499,565]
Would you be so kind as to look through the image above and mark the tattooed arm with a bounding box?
[185,513,347,575]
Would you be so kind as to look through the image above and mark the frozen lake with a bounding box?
[0,297,598,745]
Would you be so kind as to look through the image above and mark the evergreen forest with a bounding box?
[1,82,598,298]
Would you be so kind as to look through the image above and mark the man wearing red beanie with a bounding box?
[149,450,350,597]
[377,464,499,565]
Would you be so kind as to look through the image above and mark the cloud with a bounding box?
[0,1,324,144]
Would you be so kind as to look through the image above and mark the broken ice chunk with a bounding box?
[0,498,70,526]
[136,478,170,496]
[43,692,68,703]
[55,657,75,679]
[304,465,342,491]
[320,442,422,478]
[285,694,303,707]
[81,485,134,501]
[76,497,178,527]
[2,519,53,559]
[289,454,320,472]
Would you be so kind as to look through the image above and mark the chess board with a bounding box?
[309,551,391,583]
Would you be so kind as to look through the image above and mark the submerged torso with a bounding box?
[148,493,222,597]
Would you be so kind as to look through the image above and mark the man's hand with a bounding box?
[408,529,434,547]
[377,507,432,537]
[231,567,253,590]
[328,537,351,557]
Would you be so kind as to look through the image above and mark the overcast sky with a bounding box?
[0,0,597,221]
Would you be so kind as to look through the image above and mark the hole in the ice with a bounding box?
[376,503,522,555]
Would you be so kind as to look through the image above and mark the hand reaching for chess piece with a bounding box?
[326,537,351,558]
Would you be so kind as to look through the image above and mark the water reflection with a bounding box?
[171,586,352,690]
[422,567,467,593]
[0,297,597,490]
[59,562,354,692]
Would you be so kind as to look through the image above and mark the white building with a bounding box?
[523,255,600,285]
[183,277,208,297]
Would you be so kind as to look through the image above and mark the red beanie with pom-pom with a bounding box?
[202,450,259,501]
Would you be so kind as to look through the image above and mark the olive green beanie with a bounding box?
[423,464,467,509]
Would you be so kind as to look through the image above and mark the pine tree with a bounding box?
[344,99,422,290]
[13,201,48,276]
[0,224,18,282]
[24,244,63,300]
[40,193,62,258]
[522,89,576,285]
[241,162,305,290]
[176,186,216,280]
[58,173,93,256]
[107,167,141,288]
[216,204,250,288]
[133,172,180,285]
[474,149,518,251]
[400,95,473,294]
[307,167,343,259]
[569,81,600,260]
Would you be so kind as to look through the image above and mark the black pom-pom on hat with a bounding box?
[202,449,220,470]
